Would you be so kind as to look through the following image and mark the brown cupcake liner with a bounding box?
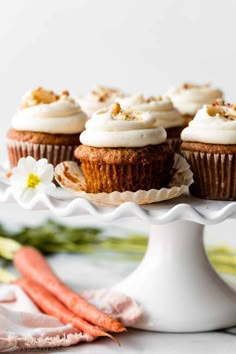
[7,139,78,168]
[79,160,173,193]
[54,154,193,205]
[181,150,236,200]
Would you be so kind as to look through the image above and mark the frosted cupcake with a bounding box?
[77,85,124,117]
[165,83,223,126]
[74,102,174,193]
[116,95,184,151]
[7,88,87,168]
[181,100,236,200]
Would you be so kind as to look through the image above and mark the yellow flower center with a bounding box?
[27,173,41,189]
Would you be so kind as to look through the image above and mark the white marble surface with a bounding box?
[19,331,236,354]
[2,200,236,352]
[6,252,236,354]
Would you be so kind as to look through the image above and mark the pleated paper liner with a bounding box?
[7,139,78,168]
[182,150,236,200]
[54,154,193,206]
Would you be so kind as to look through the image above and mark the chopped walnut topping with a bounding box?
[207,105,224,117]
[21,88,72,109]
[212,98,225,106]
[146,96,163,103]
[146,96,155,103]
[223,102,236,111]
[111,104,142,121]
[119,110,142,121]
[207,102,236,120]
[92,86,119,102]
[61,90,69,97]
[181,83,194,90]
[112,102,121,115]
[181,83,211,90]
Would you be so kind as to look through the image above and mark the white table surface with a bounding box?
[6,252,236,354]
[1,200,236,353]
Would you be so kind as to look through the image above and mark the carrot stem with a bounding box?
[14,246,126,333]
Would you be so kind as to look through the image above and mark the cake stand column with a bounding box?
[113,220,236,332]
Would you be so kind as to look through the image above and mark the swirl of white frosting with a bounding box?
[115,95,183,128]
[165,84,223,115]
[77,86,123,117]
[181,104,236,144]
[12,99,87,134]
[80,105,167,148]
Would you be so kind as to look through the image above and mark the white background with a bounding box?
[0,0,236,241]
[1,0,236,147]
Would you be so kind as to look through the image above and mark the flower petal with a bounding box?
[11,163,29,179]
[19,157,37,174]
[37,182,55,194]
[20,188,37,203]
[35,159,49,174]
[10,186,27,201]
[38,164,54,183]
[8,157,56,203]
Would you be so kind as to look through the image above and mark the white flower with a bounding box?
[9,157,55,203]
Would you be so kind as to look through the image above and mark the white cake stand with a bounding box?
[1,186,236,332]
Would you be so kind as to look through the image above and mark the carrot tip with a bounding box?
[104,332,121,346]
[114,325,127,333]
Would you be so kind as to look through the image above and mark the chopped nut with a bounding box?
[92,86,118,102]
[181,83,211,90]
[21,88,72,108]
[61,90,69,97]
[146,96,162,103]
[224,113,236,120]
[181,83,193,90]
[146,96,155,103]
[112,102,121,115]
[213,98,225,106]
[207,102,236,120]
[207,105,224,117]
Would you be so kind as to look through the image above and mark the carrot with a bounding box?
[14,246,126,333]
[5,171,12,179]
[15,277,119,344]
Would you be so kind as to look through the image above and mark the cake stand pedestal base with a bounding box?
[113,220,236,332]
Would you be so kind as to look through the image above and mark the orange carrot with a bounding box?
[14,246,126,333]
[15,277,119,344]
[5,171,12,179]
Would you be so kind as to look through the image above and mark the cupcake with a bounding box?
[165,83,223,126]
[181,100,236,200]
[77,85,124,117]
[74,102,174,193]
[7,88,87,168]
[116,95,184,151]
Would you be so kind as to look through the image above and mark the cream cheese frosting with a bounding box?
[165,83,223,116]
[12,88,87,134]
[80,102,167,148]
[181,101,236,144]
[77,86,124,117]
[115,95,183,129]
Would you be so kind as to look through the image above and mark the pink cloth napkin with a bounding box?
[0,284,142,351]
